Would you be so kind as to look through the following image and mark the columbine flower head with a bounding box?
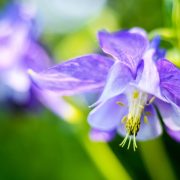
[29,28,180,150]
[87,28,180,150]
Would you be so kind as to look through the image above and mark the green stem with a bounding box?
[80,134,131,180]
[140,138,176,180]
[172,0,180,49]
[67,105,131,180]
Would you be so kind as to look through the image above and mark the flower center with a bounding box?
[119,89,149,151]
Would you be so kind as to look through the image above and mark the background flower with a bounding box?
[0,2,77,121]
[0,3,49,106]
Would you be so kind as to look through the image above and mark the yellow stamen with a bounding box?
[144,115,149,124]
[119,134,138,151]
[119,134,129,147]
[138,104,144,109]
[127,136,132,150]
[133,90,139,99]
[121,116,127,123]
[119,89,149,151]
[146,96,156,105]
[145,111,151,116]
[116,101,125,106]
[133,134,138,151]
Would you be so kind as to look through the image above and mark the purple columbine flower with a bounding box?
[29,28,180,150]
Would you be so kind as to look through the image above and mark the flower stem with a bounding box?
[139,138,176,180]
[65,103,131,180]
[78,134,131,180]
[172,0,180,49]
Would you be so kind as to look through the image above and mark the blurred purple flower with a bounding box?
[0,3,50,106]
[0,3,76,120]
[29,28,180,148]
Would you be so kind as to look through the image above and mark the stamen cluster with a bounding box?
[120,89,148,151]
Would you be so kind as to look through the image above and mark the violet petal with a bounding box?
[166,127,180,142]
[88,94,128,131]
[93,61,133,106]
[136,105,162,140]
[98,29,148,75]
[29,54,113,95]
[134,49,166,101]
[23,40,52,72]
[89,128,116,142]
[129,27,148,38]
[35,89,76,120]
[0,3,33,69]
[156,99,180,131]
[149,35,161,50]
[156,59,180,106]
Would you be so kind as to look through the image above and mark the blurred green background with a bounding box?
[0,0,180,179]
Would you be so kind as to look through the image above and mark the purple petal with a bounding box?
[149,36,166,61]
[156,59,180,106]
[118,105,162,141]
[149,36,161,49]
[35,89,76,119]
[22,41,52,72]
[155,99,180,131]
[89,128,116,142]
[129,27,148,37]
[136,105,162,140]
[0,64,31,104]
[1,65,31,93]
[93,61,133,106]
[0,3,34,70]
[4,3,35,23]
[29,54,113,95]
[88,94,128,131]
[0,22,30,69]
[98,29,148,75]
[166,128,180,142]
[154,48,166,61]
[134,49,166,101]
